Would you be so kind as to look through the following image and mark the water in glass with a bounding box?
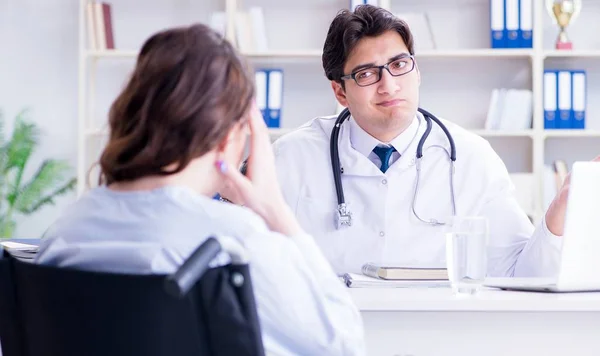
[445,217,488,295]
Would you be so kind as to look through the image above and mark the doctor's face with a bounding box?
[333,30,420,141]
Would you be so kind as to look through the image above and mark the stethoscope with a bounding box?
[330,107,457,229]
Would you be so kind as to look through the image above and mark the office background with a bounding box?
[1,0,600,238]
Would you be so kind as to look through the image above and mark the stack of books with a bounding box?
[86,1,115,50]
[1,241,39,262]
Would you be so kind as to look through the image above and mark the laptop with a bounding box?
[485,161,600,293]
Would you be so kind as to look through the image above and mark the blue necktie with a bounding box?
[372,145,397,173]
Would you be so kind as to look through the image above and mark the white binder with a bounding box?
[572,71,586,129]
[248,7,268,52]
[543,71,557,129]
[520,0,533,47]
[505,0,520,47]
[557,70,572,129]
[255,70,268,124]
[490,0,505,48]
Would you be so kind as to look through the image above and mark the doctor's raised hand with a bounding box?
[545,155,600,236]
[271,4,563,278]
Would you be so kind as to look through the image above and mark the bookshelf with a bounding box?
[244,48,535,58]
[78,0,600,223]
[544,50,600,58]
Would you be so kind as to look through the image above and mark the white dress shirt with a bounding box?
[35,186,366,356]
[348,115,421,169]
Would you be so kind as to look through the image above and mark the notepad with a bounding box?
[342,273,449,288]
[1,241,39,261]
[0,241,39,251]
[361,262,448,281]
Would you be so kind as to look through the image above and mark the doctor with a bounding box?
[272,5,564,277]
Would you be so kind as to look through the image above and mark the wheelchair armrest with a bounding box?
[164,237,222,298]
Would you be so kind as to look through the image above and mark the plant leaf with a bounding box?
[3,110,38,177]
[0,217,16,238]
[0,109,5,215]
[13,160,75,213]
[0,109,6,157]
[19,178,76,214]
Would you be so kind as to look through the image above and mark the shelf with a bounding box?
[86,128,293,137]
[85,50,138,59]
[544,50,600,59]
[417,49,534,58]
[87,48,534,61]
[543,130,600,138]
[471,130,534,137]
[244,50,322,58]
[243,49,534,59]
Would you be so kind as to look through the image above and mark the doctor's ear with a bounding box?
[331,81,348,107]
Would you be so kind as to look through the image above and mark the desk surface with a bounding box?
[349,287,600,312]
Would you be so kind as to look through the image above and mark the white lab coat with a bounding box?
[273,113,562,277]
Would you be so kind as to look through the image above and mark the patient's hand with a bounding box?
[216,104,302,237]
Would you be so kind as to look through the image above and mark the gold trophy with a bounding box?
[546,0,582,50]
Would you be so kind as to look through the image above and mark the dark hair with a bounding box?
[322,5,414,85]
[98,24,254,185]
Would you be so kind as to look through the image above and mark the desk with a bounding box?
[350,287,600,356]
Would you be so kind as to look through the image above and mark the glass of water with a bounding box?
[445,216,488,295]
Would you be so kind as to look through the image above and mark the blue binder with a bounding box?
[543,70,557,129]
[519,0,533,48]
[490,0,505,48]
[255,69,268,125]
[571,70,586,129]
[557,70,573,129]
[267,69,283,128]
[505,0,520,48]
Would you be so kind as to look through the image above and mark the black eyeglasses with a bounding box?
[340,55,416,87]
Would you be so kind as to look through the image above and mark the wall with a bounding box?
[0,0,79,238]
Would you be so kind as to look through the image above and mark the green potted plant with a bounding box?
[0,109,76,238]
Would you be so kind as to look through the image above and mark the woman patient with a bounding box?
[35,24,365,356]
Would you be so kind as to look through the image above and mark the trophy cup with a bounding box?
[546,0,582,50]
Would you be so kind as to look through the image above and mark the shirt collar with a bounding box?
[349,114,420,158]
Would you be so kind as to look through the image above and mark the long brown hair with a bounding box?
[99,24,254,185]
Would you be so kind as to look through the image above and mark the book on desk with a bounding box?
[0,241,39,261]
[362,262,448,280]
[342,262,450,288]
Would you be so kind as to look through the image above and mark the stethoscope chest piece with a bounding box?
[335,203,352,228]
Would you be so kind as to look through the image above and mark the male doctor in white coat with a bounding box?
[272,5,568,277]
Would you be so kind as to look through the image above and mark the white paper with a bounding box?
[1,241,39,251]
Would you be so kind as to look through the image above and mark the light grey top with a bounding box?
[36,185,365,356]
